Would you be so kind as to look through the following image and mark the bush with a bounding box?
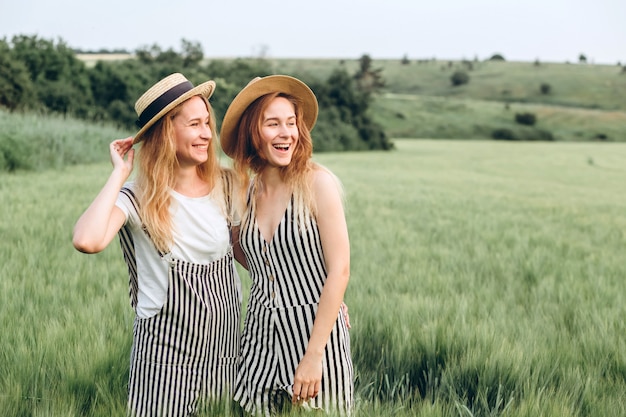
[533,129,554,141]
[491,127,554,141]
[492,128,516,140]
[540,83,551,95]
[515,112,537,126]
[0,132,32,171]
[450,71,469,86]
[488,53,506,61]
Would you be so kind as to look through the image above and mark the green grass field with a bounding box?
[2,139,625,416]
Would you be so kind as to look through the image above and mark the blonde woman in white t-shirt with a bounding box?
[73,73,245,417]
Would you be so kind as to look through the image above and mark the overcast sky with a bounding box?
[1,0,624,64]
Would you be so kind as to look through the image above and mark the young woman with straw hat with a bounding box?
[221,75,354,416]
[73,73,244,416]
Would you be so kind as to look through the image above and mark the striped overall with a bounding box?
[118,188,241,417]
[234,196,354,416]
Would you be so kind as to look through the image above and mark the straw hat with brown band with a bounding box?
[133,73,216,145]
[219,75,318,158]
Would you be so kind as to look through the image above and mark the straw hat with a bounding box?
[219,75,318,157]
[133,73,216,144]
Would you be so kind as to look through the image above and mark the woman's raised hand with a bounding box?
[110,137,135,176]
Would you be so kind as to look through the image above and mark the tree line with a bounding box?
[0,35,393,152]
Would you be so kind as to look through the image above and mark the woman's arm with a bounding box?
[72,137,134,253]
[231,226,248,269]
[292,167,350,403]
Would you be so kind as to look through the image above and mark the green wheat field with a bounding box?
[1,138,625,416]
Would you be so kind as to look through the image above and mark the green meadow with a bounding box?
[2,137,625,416]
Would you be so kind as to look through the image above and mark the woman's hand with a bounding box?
[292,352,323,404]
[341,302,351,330]
[110,137,135,176]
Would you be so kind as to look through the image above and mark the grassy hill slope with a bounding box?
[264,58,626,141]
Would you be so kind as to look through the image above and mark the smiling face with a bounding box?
[172,95,212,168]
[259,96,299,168]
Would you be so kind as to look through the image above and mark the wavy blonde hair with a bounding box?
[135,96,224,253]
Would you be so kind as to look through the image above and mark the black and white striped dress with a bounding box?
[234,196,354,416]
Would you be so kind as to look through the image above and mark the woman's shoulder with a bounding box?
[118,181,138,202]
[121,180,137,191]
[310,164,344,202]
[116,181,141,226]
[311,164,341,188]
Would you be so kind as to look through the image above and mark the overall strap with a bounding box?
[118,187,139,310]
[220,169,234,234]
[118,186,168,310]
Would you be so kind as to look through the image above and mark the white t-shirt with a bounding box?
[116,182,240,318]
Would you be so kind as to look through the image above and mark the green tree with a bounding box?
[204,58,274,124]
[354,54,385,95]
[8,35,93,116]
[313,68,393,151]
[0,39,35,110]
[0,35,392,153]
[181,39,204,68]
[87,61,143,124]
[135,39,203,70]
[89,62,131,108]
[135,44,161,65]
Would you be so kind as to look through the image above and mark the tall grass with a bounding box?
[0,109,130,172]
[2,140,626,416]
[321,140,626,415]
[1,165,131,416]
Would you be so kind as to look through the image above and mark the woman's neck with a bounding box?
[258,167,287,193]
[174,167,211,197]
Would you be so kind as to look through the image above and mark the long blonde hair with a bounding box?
[135,96,223,253]
[231,92,336,225]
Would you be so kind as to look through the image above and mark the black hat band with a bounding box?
[135,81,194,128]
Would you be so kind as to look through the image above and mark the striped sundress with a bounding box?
[118,188,241,417]
[234,195,354,416]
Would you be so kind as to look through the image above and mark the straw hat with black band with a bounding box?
[133,73,216,145]
[219,75,319,158]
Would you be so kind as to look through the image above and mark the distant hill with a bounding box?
[69,55,626,141]
[265,58,626,141]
